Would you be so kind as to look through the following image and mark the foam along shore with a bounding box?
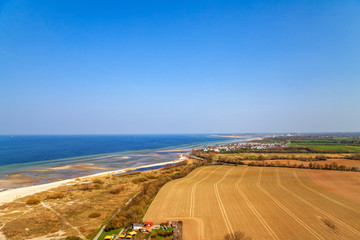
[0,155,186,205]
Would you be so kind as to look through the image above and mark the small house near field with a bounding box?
[152,223,161,229]
[132,223,143,230]
[145,222,153,228]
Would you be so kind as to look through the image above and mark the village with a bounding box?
[203,141,289,152]
[103,221,180,240]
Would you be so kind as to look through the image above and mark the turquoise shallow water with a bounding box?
[0,134,251,188]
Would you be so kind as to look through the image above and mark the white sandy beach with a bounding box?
[0,156,186,205]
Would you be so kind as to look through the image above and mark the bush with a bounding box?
[147,174,157,179]
[155,230,173,237]
[346,153,360,160]
[65,236,82,240]
[321,218,337,230]
[92,179,103,184]
[46,192,64,199]
[26,197,40,205]
[315,155,327,161]
[121,171,141,177]
[88,212,101,218]
[132,177,148,184]
[109,186,125,194]
[224,231,252,240]
[79,184,93,191]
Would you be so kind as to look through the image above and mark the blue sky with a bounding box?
[0,0,359,134]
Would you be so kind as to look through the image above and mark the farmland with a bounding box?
[144,166,360,240]
[289,142,360,152]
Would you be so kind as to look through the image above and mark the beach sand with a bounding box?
[0,156,186,205]
[214,134,263,141]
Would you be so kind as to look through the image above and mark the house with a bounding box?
[152,223,161,229]
[145,222,153,228]
[132,223,143,230]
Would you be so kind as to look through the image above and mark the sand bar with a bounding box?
[0,156,186,205]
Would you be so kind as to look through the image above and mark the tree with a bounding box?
[65,236,81,240]
[224,231,252,240]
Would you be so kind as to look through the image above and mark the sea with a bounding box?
[0,134,254,189]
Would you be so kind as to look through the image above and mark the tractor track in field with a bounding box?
[292,170,360,214]
[256,168,324,240]
[214,167,235,238]
[276,169,360,237]
[159,167,207,217]
[189,166,222,218]
[145,166,360,240]
[234,168,279,240]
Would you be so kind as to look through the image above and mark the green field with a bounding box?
[290,142,360,152]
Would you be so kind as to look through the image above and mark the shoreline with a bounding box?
[0,155,186,206]
[0,136,254,206]
[213,134,264,141]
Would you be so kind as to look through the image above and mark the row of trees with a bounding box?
[225,145,355,154]
[217,154,327,162]
[345,153,360,160]
[247,161,359,172]
[191,149,216,162]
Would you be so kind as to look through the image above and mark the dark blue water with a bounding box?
[0,134,227,165]
[0,134,249,188]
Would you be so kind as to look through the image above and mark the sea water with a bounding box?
[0,134,250,188]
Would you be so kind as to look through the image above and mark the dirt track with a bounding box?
[144,166,360,240]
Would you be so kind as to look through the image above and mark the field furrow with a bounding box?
[144,166,360,240]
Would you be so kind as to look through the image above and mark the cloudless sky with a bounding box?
[0,0,359,134]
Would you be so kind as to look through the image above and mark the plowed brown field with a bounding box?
[144,166,360,240]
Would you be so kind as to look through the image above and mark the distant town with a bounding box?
[203,141,289,152]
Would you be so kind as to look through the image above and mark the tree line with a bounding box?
[105,160,207,231]
[247,161,358,172]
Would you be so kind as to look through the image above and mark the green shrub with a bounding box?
[65,236,82,240]
[156,230,173,237]
[92,179,103,184]
[132,177,148,184]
